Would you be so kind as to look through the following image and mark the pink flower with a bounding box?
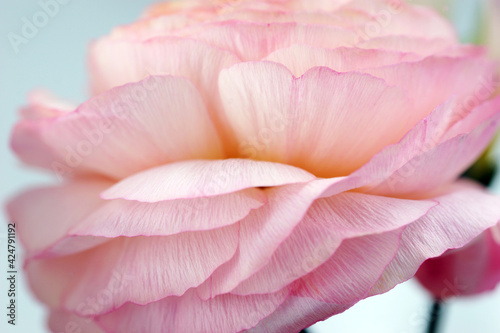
[8,0,500,332]
[416,224,500,300]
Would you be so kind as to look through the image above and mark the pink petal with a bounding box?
[89,37,240,150]
[95,289,289,333]
[89,37,239,100]
[296,231,402,303]
[346,1,457,41]
[356,36,454,56]
[492,223,500,244]
[9,180,264,259]
[318,96,500,198]
[101,158,315,202]
[27,224,239,315]
[105,15,195,41]
[11,76,223,180]
[265,44,421,77]
[232,192,435,295]
[369,180,500,296]
[218,61,413,177]
[48,310,105,333]
[194,96,486,300]
[363,55,497,122]
[444,96,500,140]
[191,21,359,61]
[21,90,75,120]
[196,182,335,300]
[248,231,403,332]
[416,229,500,299]
[368,111,500,196]
[216,8,368,27]
[71,188,265,237]
[6,179,112,256]
[247,295,347,333]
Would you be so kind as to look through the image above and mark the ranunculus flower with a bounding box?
[8,0,500,332]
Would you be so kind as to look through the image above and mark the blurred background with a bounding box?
[1,1,499,332]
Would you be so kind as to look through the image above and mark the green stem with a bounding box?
[426,300,443,333]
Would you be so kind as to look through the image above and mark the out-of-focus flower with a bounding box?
[416,224,500,300]
[7,0,500,332]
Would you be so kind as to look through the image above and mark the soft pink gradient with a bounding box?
[7,0,500,332]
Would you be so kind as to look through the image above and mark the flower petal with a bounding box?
[71,188,266,237]
[196,181,334,300]
[95,289,289,333]
[6,179,112,256]
[11,76,223,180]
[191,21,358,61]
[219,61,413,177]
[21,90,74,120]
[265,44,421,77]
[368,110,500,196]
[363,55,497,121]
[89,37,240,151]
[248,230,402,332]
[369,180,500,296]
[345,0,457,41]
[318,96,500,198]
[89,37,239,101]
[48,310,105,333]
[416,229,500,299]
[27,224,239,315]
[232,192,435,295]
[356,36,454,56]
[101,158,315,202]
[8,180,260,259]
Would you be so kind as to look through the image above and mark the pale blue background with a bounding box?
[1,1,499,332]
